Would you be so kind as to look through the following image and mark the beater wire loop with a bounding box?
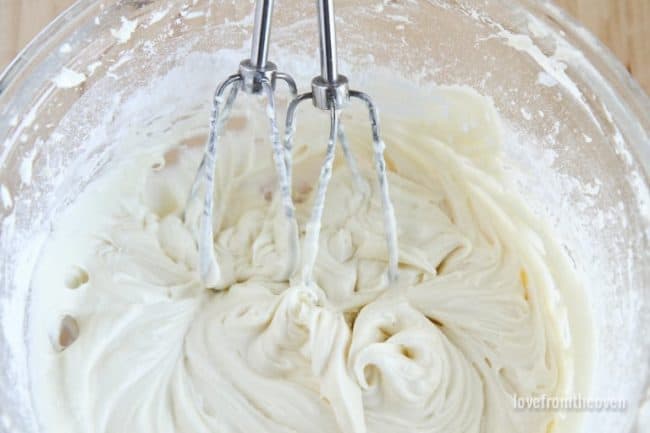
[336,123,367,195]
[197,74,242,288]
[262,79,300,278]
[350,90,399,282]
[284,92,313,186]
[187,0,400,288]
[301,108,340,284]
[186,77,241,212]
[275,72,298,97]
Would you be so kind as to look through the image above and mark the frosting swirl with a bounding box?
[31,86,581,433]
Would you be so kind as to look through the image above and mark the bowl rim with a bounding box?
[0,0,650,120]
[1,0,649,107]
[1,0,648,166]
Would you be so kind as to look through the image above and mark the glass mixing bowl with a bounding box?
[0,0,648,432]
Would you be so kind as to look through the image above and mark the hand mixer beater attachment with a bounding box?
[187,0,300,288]
[286,0,399,285]
[190,0,399,288]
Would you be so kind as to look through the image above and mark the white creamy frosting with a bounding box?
[30,85,587,433]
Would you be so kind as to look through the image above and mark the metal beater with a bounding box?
[285,0,399,285]
[186,0,299,288]
[189,0,399,288]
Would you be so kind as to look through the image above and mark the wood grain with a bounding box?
[0,0,74,70]
[0,0,648,93]
[557,0,649,93]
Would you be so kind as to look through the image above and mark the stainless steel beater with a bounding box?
[190,0,399,288]
[286,0,399,284]
[187,0,299,288]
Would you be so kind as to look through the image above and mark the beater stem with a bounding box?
[316,0,339,84]
[250,0,274,70]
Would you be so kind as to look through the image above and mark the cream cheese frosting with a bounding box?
[30,85,588,433]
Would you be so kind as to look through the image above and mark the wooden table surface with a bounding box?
[0,0,648,94]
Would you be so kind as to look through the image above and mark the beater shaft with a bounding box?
[250,0,274,70]
[317,0,339,84]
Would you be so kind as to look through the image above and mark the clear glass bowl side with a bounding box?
[0,1,648,432]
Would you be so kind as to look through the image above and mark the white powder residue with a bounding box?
[385,14,411,24]
[143,40,156,55]
[1,185,12,209]
[553,43,583,65]
[22,104,39,128]
[52,68,87,89]
[149,7,171,25]
[181,11,205,20]
[223,9,255,28]
[629,171,650,239]
[527,19,549,39]
[537,71,558,87]
[501,33,570,89]
[87,61,103,76]
[59,43,72,54]
[110,17,138,44]
[583,179,601,196]
[471,9,598,127]
[109,52,133,72]
[19,150,37,186]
